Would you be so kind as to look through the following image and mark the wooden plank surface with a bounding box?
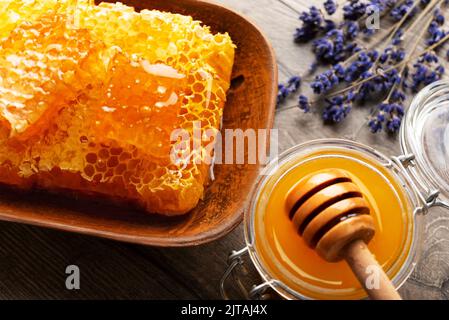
[0,0,448,300]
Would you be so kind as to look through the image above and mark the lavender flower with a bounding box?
[410,52,445,91]
[434,8,445,24]
[277,84,289,105]
[343,0,368,21]
[390,88,406,102]
[355,67,401,101]
[323,19,338,33]
[357,71,376,100]
[368,113,385,133]
[313,29,346,63]
[427,9,446,46]
[386,114,403,132]
[344,50,377,82]
[323,91,354,123]
[390,0,416,21]
[333,63,347,78]
[298,95,311,112]
[294,6,324,42]
[370,87,405,133]
[369,0,398,13]
[277,76,302,105]
[288,75,302,89]
[377,68,402,91]
[324,0,337,15]
[379,46,405,64]
[311,64,345,94]
[313,28,359,63]
[392,29,404,45]
[346,21,359,39]
[427,21,446,45]
[311,70,339,94]
[369,102,404,133]
[363,27,376,37]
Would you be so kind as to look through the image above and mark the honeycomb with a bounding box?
[0,0,235,215]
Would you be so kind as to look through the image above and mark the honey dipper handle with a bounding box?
[344,239,402,300]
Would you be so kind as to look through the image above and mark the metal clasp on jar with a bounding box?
[220,246,280,300]
[391,153,449,214]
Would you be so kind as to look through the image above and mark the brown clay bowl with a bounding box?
[0,0,277,246]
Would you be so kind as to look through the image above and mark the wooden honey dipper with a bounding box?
[286,168,401,300]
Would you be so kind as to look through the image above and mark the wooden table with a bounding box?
[1,0,449,300]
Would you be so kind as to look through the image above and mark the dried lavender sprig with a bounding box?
[368,0,422,67]
[337,32,449,94]
[302,0,423,100]
[300,0,423,81]
[326,0,443,97]
[368,10,436,133]
[324,0,422,70]
[281,0,449,133]
[357,0,440,87]
[300,29,449,109]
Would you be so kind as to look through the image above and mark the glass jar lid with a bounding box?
[400,80,449,206]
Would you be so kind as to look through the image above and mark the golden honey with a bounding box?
[253,147,414,300]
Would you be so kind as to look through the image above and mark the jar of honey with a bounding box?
[221,80,449,300]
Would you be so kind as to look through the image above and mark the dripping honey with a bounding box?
[253,148,413,300]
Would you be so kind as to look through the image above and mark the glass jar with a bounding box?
[220,80,449,300]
